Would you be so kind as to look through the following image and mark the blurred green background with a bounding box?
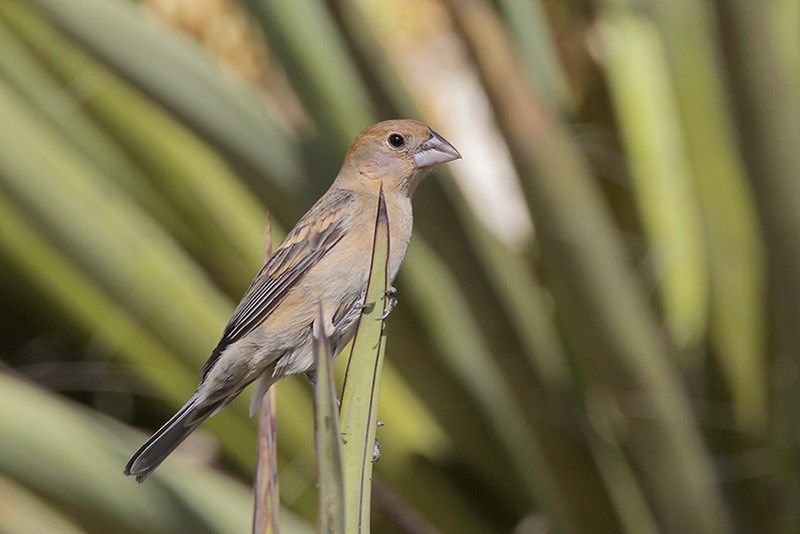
[0,0,798,532]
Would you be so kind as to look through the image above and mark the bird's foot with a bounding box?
[380,287,398,320]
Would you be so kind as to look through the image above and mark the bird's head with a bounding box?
[338,119,461,195]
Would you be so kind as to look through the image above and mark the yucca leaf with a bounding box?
[721,0,800,525]
[496,0,574,110]
[0,475,83,534]
[253,390,280,534]
[314,316,346,534]
[0,372,312,534]
[594,6,710,354]
[242,0,376,144]
[584,391,659,534]
[0,79,227,364]
[400,238,570,523]
[0,1,267,294]
[464,218,570,389]
[24,0,304,198]
[316,1,418,120]
[0,188,258,470]
[642,0,768,434]
[0,16,190,243]
[339,190,390,533]
[441,0,730,529]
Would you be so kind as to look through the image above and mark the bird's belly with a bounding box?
[212,199,411,385]
[301,230,371,311]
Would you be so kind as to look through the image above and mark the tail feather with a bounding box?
[124,395,214,482]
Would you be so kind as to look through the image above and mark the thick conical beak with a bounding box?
[413,130,461,169]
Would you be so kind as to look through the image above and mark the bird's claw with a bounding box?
[380,287,398,320]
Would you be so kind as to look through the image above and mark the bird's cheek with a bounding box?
[372,158,400,177]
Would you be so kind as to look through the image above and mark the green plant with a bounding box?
[0,0,797,531]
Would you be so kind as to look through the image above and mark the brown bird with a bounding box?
[124,119,460,481]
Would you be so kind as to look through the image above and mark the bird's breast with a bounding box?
[385,193,413,283]
[260,191,412,345]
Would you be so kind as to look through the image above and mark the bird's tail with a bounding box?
[124,394,217,482]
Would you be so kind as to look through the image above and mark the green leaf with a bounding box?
[242,0,376,143]
[496,0,574,110]
[314,315,346,534]
[400,238,567,520]
[0,475,83,534]
[642,0,768,433]
[0,78,228,367]
[24,0,305,196]
[595,8,709,354]
[339,190,390,533]
[0,15,189,242]
[0,372,311,533]
[0,187,256,470]
[0,1,268,294]
[440,0,730,529]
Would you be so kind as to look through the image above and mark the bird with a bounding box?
[124,119,460,481]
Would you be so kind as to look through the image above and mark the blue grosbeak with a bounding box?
[125,119,460,481]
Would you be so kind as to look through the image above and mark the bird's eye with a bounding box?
[388,133,405,149]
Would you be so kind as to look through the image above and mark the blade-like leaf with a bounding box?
[253,226,280,534]
[314,315,346,534]
[24,0,305,198]
[496,0,574,110]
[642,0,768,433]
[253,389,280,534]
[0,79,226,365]
[594,6,709,354]
[0,1,267,294]
[339,190,390,533]
[0,188,257,469]
[441,0,730,529]
[0,475,83,534]
[0,16,189,243]
[400,238,569,522]
[721,0,800,525]
[242,0,376,144]
[0,372,311,534]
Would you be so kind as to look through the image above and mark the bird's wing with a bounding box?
[201,189,355,378]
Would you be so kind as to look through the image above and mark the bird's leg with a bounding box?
[380,287,398,320]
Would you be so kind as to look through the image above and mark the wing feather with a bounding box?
[201,189,355,377]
